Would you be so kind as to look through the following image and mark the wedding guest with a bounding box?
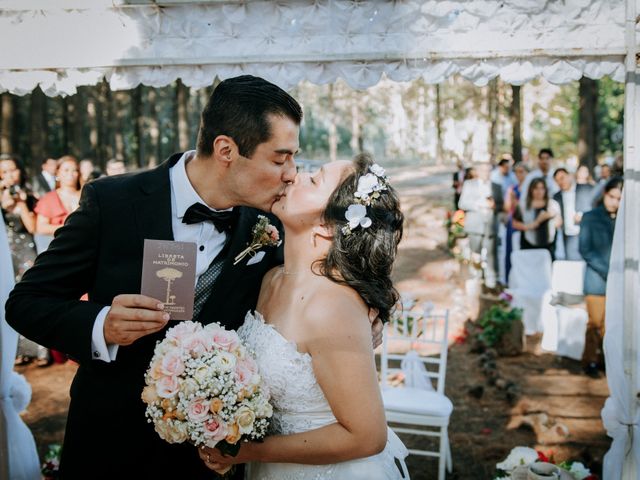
[503,162,528,281]
[105,158,126,176]
[459,162,503,288]
[490,155,518,196]
[611,153,624,177]
[452,158,466,209]
[35,156,81,238]
[521,148,559,199]
[598,163,611,184]
[0,155,50,366]
[552,168,594,261]
[576,164,596,186]
[512,178,562,259]
[32,157,58,198]
[579,177,622,377]
[79,158,102,186]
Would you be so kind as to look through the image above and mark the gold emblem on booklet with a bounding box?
[141,240,196,320]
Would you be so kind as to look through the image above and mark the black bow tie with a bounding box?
[182,203,237,232]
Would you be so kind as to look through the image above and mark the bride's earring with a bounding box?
[310,232,317,247]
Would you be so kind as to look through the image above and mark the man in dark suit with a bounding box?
[6,76,302,479]
[552,167,595,261]
[458,162,503,288]
[32,157,58,198]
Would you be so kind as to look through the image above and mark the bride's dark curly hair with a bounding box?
[315,153,404,323]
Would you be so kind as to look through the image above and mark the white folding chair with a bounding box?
[381,305,453,480]
[507,249,553,334]
[541,261,588,359]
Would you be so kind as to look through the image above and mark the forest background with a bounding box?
[0,75,624,173]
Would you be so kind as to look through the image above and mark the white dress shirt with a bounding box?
[521,169,559,200]
[561,185,580,236]
[91,151,230,362]
[42,171,56,191]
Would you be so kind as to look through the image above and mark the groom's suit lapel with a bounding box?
[197,207,258,328]
[133,154,183,244]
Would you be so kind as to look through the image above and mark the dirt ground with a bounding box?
[16,166,609,479]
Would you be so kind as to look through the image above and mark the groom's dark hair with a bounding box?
[196,75,302,158]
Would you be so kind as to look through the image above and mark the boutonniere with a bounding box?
[234,215,282,265]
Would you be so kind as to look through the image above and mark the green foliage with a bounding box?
[598,77,624,155]
[478,304,523,347]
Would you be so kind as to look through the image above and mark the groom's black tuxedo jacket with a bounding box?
[6,154,283,479]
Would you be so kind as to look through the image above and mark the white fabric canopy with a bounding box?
[0,0,628,96]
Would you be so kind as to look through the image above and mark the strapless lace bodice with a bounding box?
[238,311,409,480]
[238,311,336,435]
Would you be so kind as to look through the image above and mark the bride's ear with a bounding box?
[311,224,334,245]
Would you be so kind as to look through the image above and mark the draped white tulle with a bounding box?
[0,215,41,479]
[238,311,409,480]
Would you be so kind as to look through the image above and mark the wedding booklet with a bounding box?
[140,239,196,320]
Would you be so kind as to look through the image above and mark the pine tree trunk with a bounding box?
[61,97,70,154]
[578,77,599,173]
[176,80,190,151]
[488,79,498,162]
[113,91,126,160]
[510,85,522,164]
[328,84,337,162]
[435,84,444,165]
[29,87,48,164]
[350,97,362,155]
[1,94,14,154]
[147,87,160,167]
[86,88,98,160]
[132,86,145,168]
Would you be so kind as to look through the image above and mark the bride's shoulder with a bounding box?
[301,280,370,336]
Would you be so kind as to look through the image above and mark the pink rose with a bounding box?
[156,375,180,398]
[266,225,279,242]
[166,321,200,344]
[160,350,185,377]
[211,329,240,352]
[203,417,228,447]
[187,398,210,423]
[182,332,209,357]
[235,359,259,387]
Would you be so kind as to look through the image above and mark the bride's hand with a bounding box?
[198,447,234,474]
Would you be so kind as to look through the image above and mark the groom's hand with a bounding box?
[104,294,170,346]
[369,308,383,349]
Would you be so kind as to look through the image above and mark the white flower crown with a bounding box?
[341,164,389,236]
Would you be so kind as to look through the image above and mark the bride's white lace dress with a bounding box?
[238,311,410,480]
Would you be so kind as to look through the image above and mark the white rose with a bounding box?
[193,366,211,386]
[370,164,386,177]
[168,421,189,443]
[215,351,237,372]
[356,173,379,195]
[496,447,538,472]
[569,462,591,480]
[235,406,256,435]
[180,378,199,397]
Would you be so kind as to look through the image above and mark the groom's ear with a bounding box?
[213,135,238,165]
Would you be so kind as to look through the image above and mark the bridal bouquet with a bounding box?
[142,321,272,456]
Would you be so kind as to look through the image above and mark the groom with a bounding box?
[6,76,302,479]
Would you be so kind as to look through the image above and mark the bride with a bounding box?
[199,153,409,479]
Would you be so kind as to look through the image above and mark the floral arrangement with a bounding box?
[477,292,523,348]
[234,215,281,265]
[142,321,272,458]
[493,447,597,480]
[42,443,62,480]
[446,209,466,250]
[342,163,389,236]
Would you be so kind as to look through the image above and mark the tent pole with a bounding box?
[622,0,639,478]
